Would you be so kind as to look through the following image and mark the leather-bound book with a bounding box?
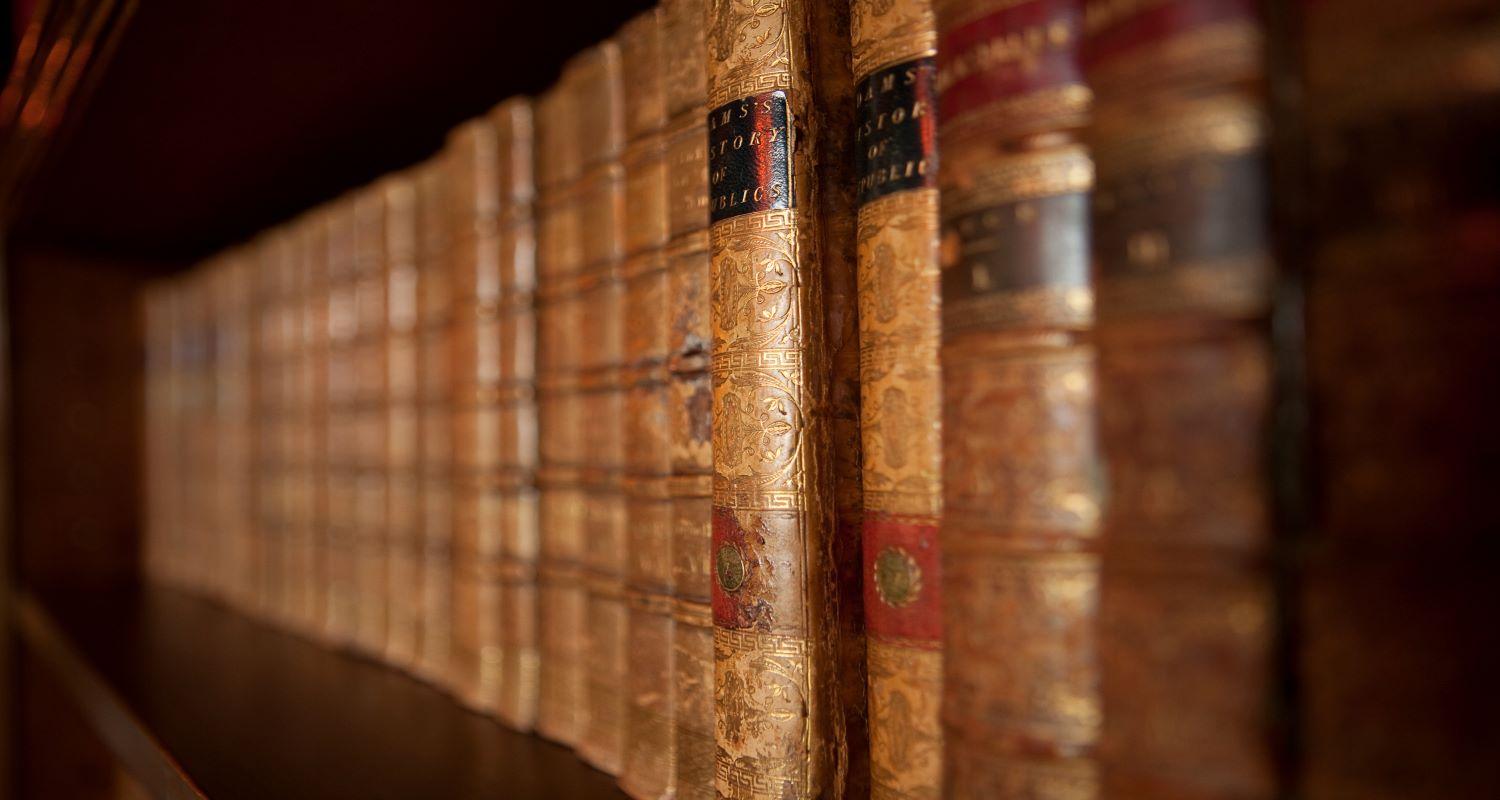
[141,283,174,587]
[209,253,254,607]
[383,172,423,670]
[323,198,361,648]
[416,156,457,685]
[449,113,502,708]
[706,1,863,796]
[290,213,329,636]
[574,40,629,776]
[535,62,588,746]
[352,185,391,658]
[617,8,677,799]
[490,97,541,731]
[1297,3,1500,796]
[933,0,1101,796]
[849,0,944,796]
[660,0,714,795]
[1085,2,1278,797]
[252,234,283,619]
[260,229,299,623]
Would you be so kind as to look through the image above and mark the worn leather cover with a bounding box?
[415,157,456,686]
[661,0,715,796]
[1298,2,1500,796]
[382,173,423,671]
[934,1,1102,796]
[849,1,944,797]
[617,8,679,800]
[535,61,589,747]
[1087,2,1278,797]
[706,1,862,797]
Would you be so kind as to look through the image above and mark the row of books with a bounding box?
[142,0,1499,798]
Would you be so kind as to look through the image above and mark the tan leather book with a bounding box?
[933,0,1102,795]
[1086,2,1278,797]
[351,185,391,658]
[383,172,423,671]
[706,1,862,796]
[449,113,502,709]
[659,0,714,795]
[573,39,629,777]
[252,234,282,620]
[1298,3,1500,796]
[848,0,944,796]
[323,198,361,648]
[535,62,589,747]
[416,156,457,685]
[490,97,541,731]
[617,8,677,800]
[259,228,300,625]
[290,213,329,637]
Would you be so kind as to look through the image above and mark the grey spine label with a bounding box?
[856,57,938,206]
[708,91,792,224]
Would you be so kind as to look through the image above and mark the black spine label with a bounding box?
[708,91,792,224]
[855,57,938,206]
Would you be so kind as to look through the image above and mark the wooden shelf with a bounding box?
[15,584,625,800]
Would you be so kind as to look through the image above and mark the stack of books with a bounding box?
[139,1,1500,798]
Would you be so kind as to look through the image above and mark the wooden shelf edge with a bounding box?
[13,590,208,800]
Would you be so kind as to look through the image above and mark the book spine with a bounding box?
[449,115,502,708]
[1296,3,1500,797]
[617,8,677,800]
[535,67,588,746]
[324,201,360,648]
[575,39,629,776]
[933,0,1101,796]
[660,0,714,796]
[293,215,329,636]
[353,186,391,658]
[282,228,309,624]
[416,157,456,684]
[383,173,422,670]
[706,1,857,795]
[252,239,279,619]
[141,285,171,586]
[265,231,300,624]
[491,97,541,730]
[848,1,945,797]
[1085,2,1278,797]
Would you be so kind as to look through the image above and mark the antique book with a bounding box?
[323,198,361,648]
[291,213,329,637]
[933,0,1101,795]
[449,113,502,709]
[1086,2,1278,797]
[352,184,391,658]
[1297,2,1500,796]
[141,284,175,589]
[572,39,629,776]
[490,97,541,731]
[416,156,456,685]
[706,1,863,796]
[616,8,677,800]
[848,0,944,797]
[383,172,423,670]
[535,60,588,746]
[256,229,295,624]
[660,0,715,795]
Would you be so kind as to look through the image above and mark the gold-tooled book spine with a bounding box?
[323,199,360,648]
[933,0,1102,796]
[660,0,714,796]
[202,257,229,602]
[383,172,423,671]
[351,185,391,659]
[260,230,298,625]
[249,238,275,617]
[849,0,944,797]
[1085,2,1278,797]
[448,115,501,709]
[706,1,860,796]
[1297,3,1500,797]
[280,220,312,630]
[296,216,330,638]
[534,67,588,746]
[490,97,541,731]
[416,156,456,686]
[574,39,629,777]
[617,8,677,800]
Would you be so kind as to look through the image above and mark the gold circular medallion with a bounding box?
[873,546,922,608]
[716,545,746,593]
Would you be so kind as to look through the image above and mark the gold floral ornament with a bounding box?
[874,546,922,608]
